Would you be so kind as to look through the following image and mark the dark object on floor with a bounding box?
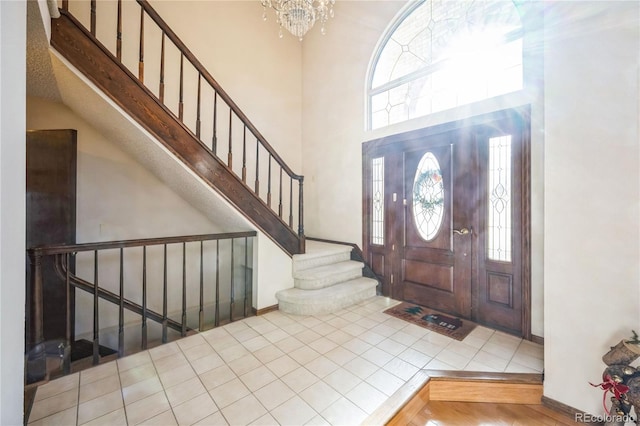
[422,313,463,330]
[384,302,477,341]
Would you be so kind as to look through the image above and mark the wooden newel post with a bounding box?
[298,177,305,254]
[26,250,46,384]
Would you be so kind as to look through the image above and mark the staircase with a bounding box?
[26,0,381,385]
[48,0,304,256]
[276,241,378,315]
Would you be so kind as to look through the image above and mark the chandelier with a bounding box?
[261,0,335,40]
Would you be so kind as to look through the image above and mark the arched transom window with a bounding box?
[368,0,523,130]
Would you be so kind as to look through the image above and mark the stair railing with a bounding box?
[57,0,304,252]
[26,231,256,384]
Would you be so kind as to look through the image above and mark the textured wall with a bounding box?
[543,0,640,414]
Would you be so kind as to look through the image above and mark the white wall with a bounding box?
[543,1,640,414]
[0,0,26,424]
[255,232,294,309]
[301,1,403,245]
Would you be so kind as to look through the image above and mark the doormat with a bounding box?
[383,302,477,341]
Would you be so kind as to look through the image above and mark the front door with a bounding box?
[400,132,475,318]
[363,108,529,337]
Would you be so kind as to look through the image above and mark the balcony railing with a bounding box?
[26,231,255,384]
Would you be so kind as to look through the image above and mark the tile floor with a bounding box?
[27,297,543,426]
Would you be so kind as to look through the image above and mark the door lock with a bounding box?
[453,227,471,235]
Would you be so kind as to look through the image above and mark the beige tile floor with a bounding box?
[28,296,543,426]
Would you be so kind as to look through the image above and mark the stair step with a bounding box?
[293,241,352,273]
[276,277,378,316]
[294,260,364,290]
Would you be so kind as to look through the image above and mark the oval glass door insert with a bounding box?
[412,152,444,241]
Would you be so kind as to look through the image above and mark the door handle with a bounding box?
[453,227,471,235]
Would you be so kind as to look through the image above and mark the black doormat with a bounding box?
[384,302,477,341]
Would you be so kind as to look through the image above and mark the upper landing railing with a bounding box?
[26,231,255,384]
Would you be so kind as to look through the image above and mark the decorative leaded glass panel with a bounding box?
[369,0,523,130]
[412,152,444,241]
[371,157,384,245]
[488,135,512,261]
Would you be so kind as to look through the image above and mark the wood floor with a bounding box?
[404,400,582,425]
[382,371,582,426]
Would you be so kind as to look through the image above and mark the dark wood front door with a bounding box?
[401,135,474,318]
[363,108,530,337]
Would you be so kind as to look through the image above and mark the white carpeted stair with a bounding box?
[276,241,378,315]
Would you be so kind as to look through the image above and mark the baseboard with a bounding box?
[541,396,602,425]
[532,334,544,345]
[252,304,279,316]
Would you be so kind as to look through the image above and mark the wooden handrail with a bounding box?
[29,231,257,256]
[53,256,187,334]
[306,236,366,259]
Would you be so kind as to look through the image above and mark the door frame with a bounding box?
[362,107,531,339]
